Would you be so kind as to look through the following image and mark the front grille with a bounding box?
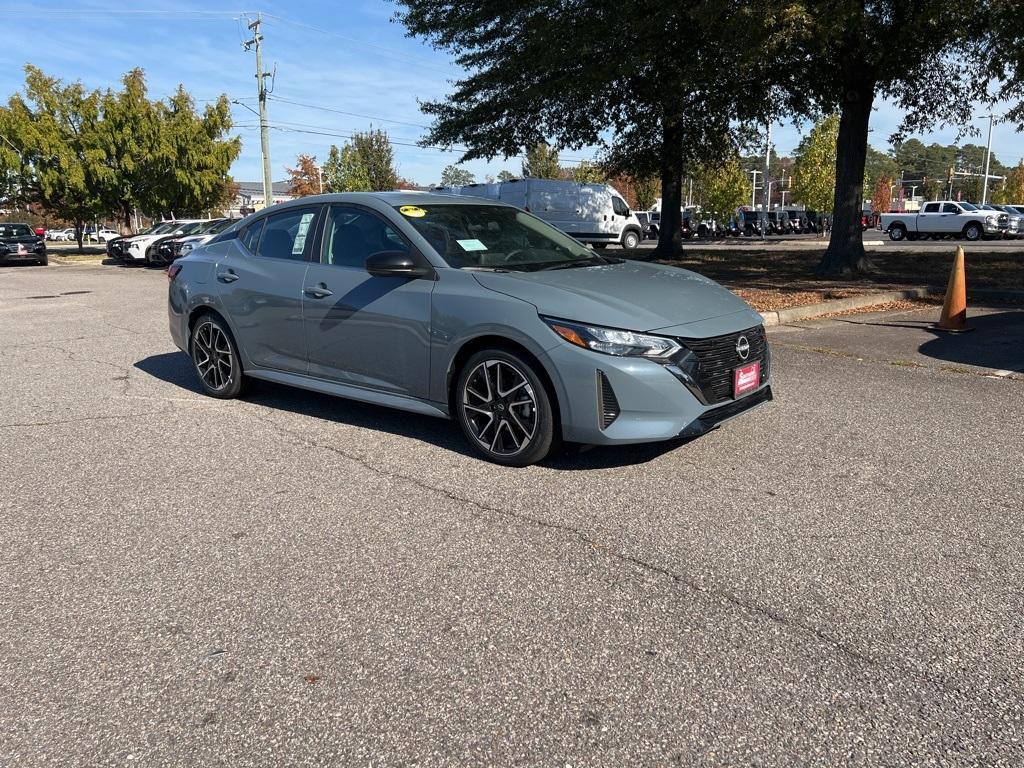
[596,370,620,429]
[678,325,769,404]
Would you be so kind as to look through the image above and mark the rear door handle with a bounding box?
[304,283,333,299]
[216,270,238,283]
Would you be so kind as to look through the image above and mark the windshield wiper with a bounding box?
[539,257,604,271]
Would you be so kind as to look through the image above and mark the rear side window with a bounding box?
[257,208,318,260]
[239,219,265,253]
[923,203,940,213]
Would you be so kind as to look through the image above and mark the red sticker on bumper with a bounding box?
[734,361,760,397]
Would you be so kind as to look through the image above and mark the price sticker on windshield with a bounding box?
[399,205,427,218]
[456,239,487,251]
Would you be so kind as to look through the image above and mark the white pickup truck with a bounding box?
[879,201,1004,242]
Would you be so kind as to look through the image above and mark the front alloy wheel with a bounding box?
[190,315,245,398]
[456,350,555,466]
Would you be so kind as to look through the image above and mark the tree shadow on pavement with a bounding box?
[134,351,685,469]
[917,310,1024,372]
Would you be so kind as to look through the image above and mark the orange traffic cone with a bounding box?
[936,245,971,332]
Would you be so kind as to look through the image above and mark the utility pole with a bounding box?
[763,123,772,210]
[245,14,273,210]
[981,113,994,205]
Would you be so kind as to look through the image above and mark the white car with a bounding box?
[93,229,120,243]
[125,220,208,262]
[49,228,76,241]
[880,201,1003,242]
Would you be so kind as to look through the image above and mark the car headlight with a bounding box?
[543,317,681,358]
[986,216,997,225]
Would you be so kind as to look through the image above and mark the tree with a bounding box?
[776,1,990,274]
[792,115,839,218]
[863,146,897,200]
[522,142,562,179]
[0,66,106,250]
[398,1,777,257]
[870,175,893,214]
[496,169,516,182]
[440,164,474,186]
[631,175,659,211]
[992,161,1024,204]
[323,129,399,192]
[323,143,371,192]
[692,155,748,222]
[286,154,322,196]
[568,160,605,183]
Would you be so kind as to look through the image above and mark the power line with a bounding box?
[266,95,431,130]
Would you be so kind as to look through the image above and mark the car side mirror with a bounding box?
[365,250,432,279]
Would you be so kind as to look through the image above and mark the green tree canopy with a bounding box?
[792,115,839,214]
[397,0,779,257]
[323,143,371,192]
[521,142,561,179]
[568,159,605,183]
[692,155,749,222]
[440,164,475,186]
[496,169,516,182]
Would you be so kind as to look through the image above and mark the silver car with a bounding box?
[168,193,772,465]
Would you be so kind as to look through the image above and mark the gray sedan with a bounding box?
[168,193,771,465]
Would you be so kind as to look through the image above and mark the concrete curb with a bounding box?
[759,286,1024,326]
[759,288,934,326]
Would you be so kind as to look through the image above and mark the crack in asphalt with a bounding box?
[0,412,163,429]
[240,405,968,698]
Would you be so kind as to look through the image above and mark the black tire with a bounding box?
[38,253,48,266]
[963,222,982,242]
[906,233,919,242]
[189,313,246,399]
[621,230,640,249]
[592,243,608,249]
[888,223,907,242]
[455,348,556,467]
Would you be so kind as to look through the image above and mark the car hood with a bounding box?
[471,260,759,332]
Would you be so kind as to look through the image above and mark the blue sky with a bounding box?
[2,1,1022,186]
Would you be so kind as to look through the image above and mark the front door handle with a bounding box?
[304,283,333,299]
[216,270,238,283]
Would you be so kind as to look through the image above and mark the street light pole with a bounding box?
[749,170,761,209]
[981,113,994,205]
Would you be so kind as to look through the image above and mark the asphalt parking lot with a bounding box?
[2,262,1023,766]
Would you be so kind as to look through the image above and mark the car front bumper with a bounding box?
[539,326,772,445]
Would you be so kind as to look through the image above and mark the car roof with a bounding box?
[264,191,516,211]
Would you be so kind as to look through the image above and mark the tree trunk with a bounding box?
[122,203,133,234]
[653,116,684,259]
[75,219,84,253]
[817,79,876,276]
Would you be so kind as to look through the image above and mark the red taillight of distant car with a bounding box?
[167,264,182,280]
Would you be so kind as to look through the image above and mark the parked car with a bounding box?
[125,219,208,263]
[0,222,48,265]
[1001,205,1024,237]
[109,222,178,262]
[169,193,772,466]
[93,228,120,243]
[981,204,1020,238]
[738,210,769,236]
[435,179,644,250]
[49,228,76,241]
[880,201,1003,242]
[148,218,233,266]
[632,211,655,241]
[766,210,793,235]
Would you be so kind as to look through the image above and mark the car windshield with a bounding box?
[150,222,179,235]
[394,203,608,272]
[203,219,233,234]
[177,221,207,235]
[960,202,979,211]
[0,223,34,238]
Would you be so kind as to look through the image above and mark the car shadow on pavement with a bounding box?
[135,351,687,468]
[917,310,1024,372]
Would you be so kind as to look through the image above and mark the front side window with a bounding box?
[612,197,629,216]
[256,208,318,260]
[394,203,601,272]
[323,206,409,268]
[942,203,960,214]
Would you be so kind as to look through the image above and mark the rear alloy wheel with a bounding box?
[888,223,907,242]
[456,350,555,466]
[621,230,640,249]
[190,314,245,399]
[38,253,48,266]
[963,223,982,241]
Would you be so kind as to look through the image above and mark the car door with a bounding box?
[217,206,321,373]
[301,204,433,398]
[939,202,962,232]
[918,202,941,232]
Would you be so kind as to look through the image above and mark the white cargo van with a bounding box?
[434,178,644,249]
